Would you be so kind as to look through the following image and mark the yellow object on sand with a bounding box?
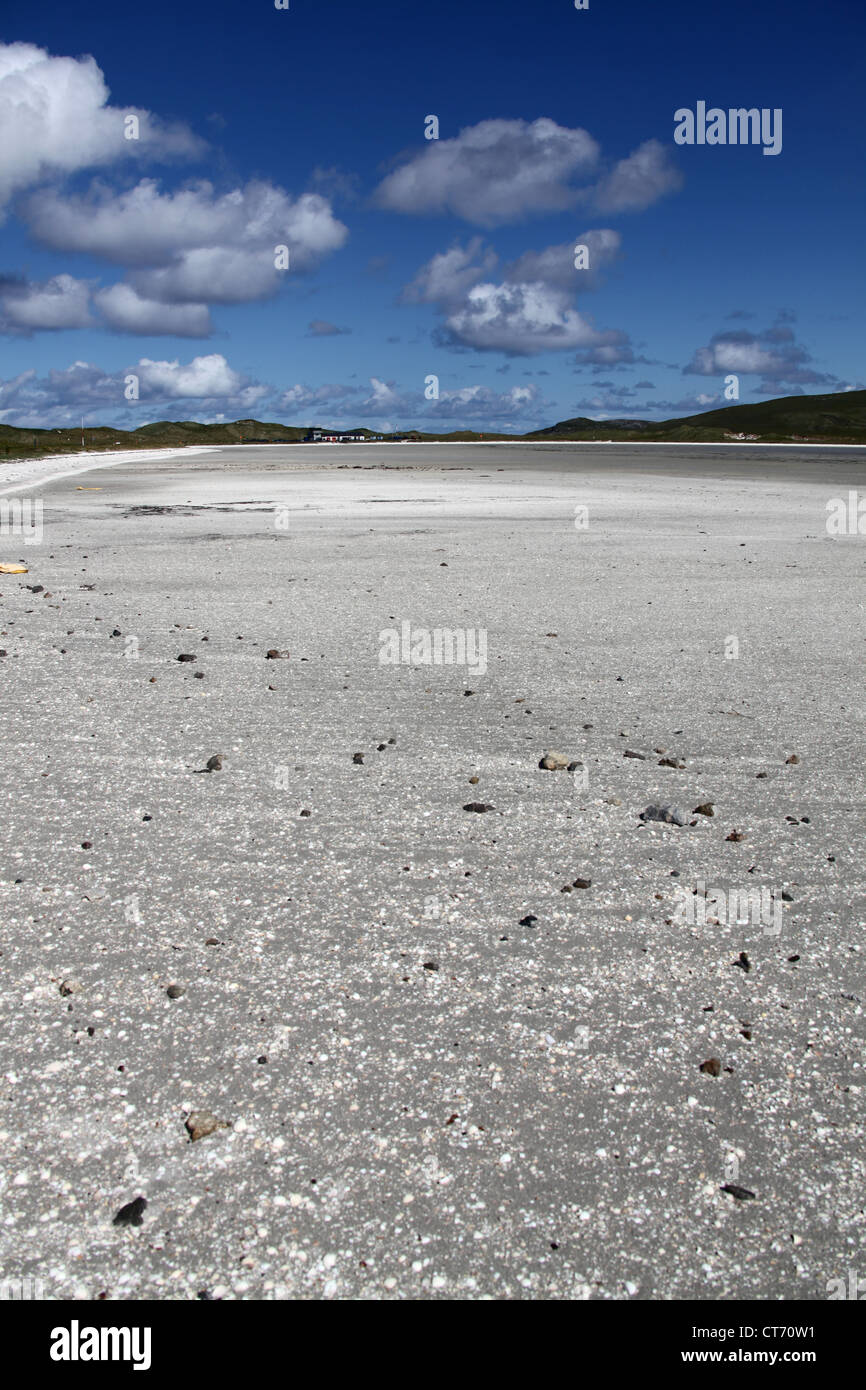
[0,563,28,573]
[76,486,102,491]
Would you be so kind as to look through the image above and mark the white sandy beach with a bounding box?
[0,442,863,1300]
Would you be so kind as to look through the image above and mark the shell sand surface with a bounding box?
[0,441,863,1300]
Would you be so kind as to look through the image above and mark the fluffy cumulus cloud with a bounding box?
[353,378,405,414]
[684,316,842,393]
[403,233,631,358]
[272,376,550,431]
[376,118,599,226]
[440,281,628,357]
[593,140,683,213]
[0,273,93,332]
[134,354,249,399]
[503,229,621,290]
[0,353,551,434]
[374,118,680,226]
[428,381,547,425]
[276,382,359,410]
[93,284,212,337]
[0,43,348,335]
[18,179,349,322]
[24,179,346,273]
[277,378,427,422]
[0,274,214,338]
[0,42,204,213]
[0,353,267,427]
[402,238,499,305]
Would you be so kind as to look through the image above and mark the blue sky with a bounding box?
[0,0,862,433]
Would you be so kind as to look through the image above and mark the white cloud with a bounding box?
[684,318,837,391]
[136,354,246,398]
[0,42,204,213]
[593,139,683,212]
[0,352,267,426]
[430,382,546,423]
[504,229,621,289]
[278,382,358,410]
[24,178,347,269]
[131,247,283,306]
[375,118,600,226]
[365,377,402,408]
[0,356,552,434]
[94,283,211,336]
[375,119,682,226]
[440,280,628,356]
[0,273,92,331]
[403,235,631,358]
[402,238,497,304]
[21,178,349,313]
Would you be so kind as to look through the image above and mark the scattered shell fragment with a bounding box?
[185,1112,229,1142]
[539,751,571,770]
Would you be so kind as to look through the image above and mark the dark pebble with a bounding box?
[720,1184,756,1201]
[113,1196,147,1227]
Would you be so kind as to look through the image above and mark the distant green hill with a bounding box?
[0,390,864,461]
[526,390,866,443]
